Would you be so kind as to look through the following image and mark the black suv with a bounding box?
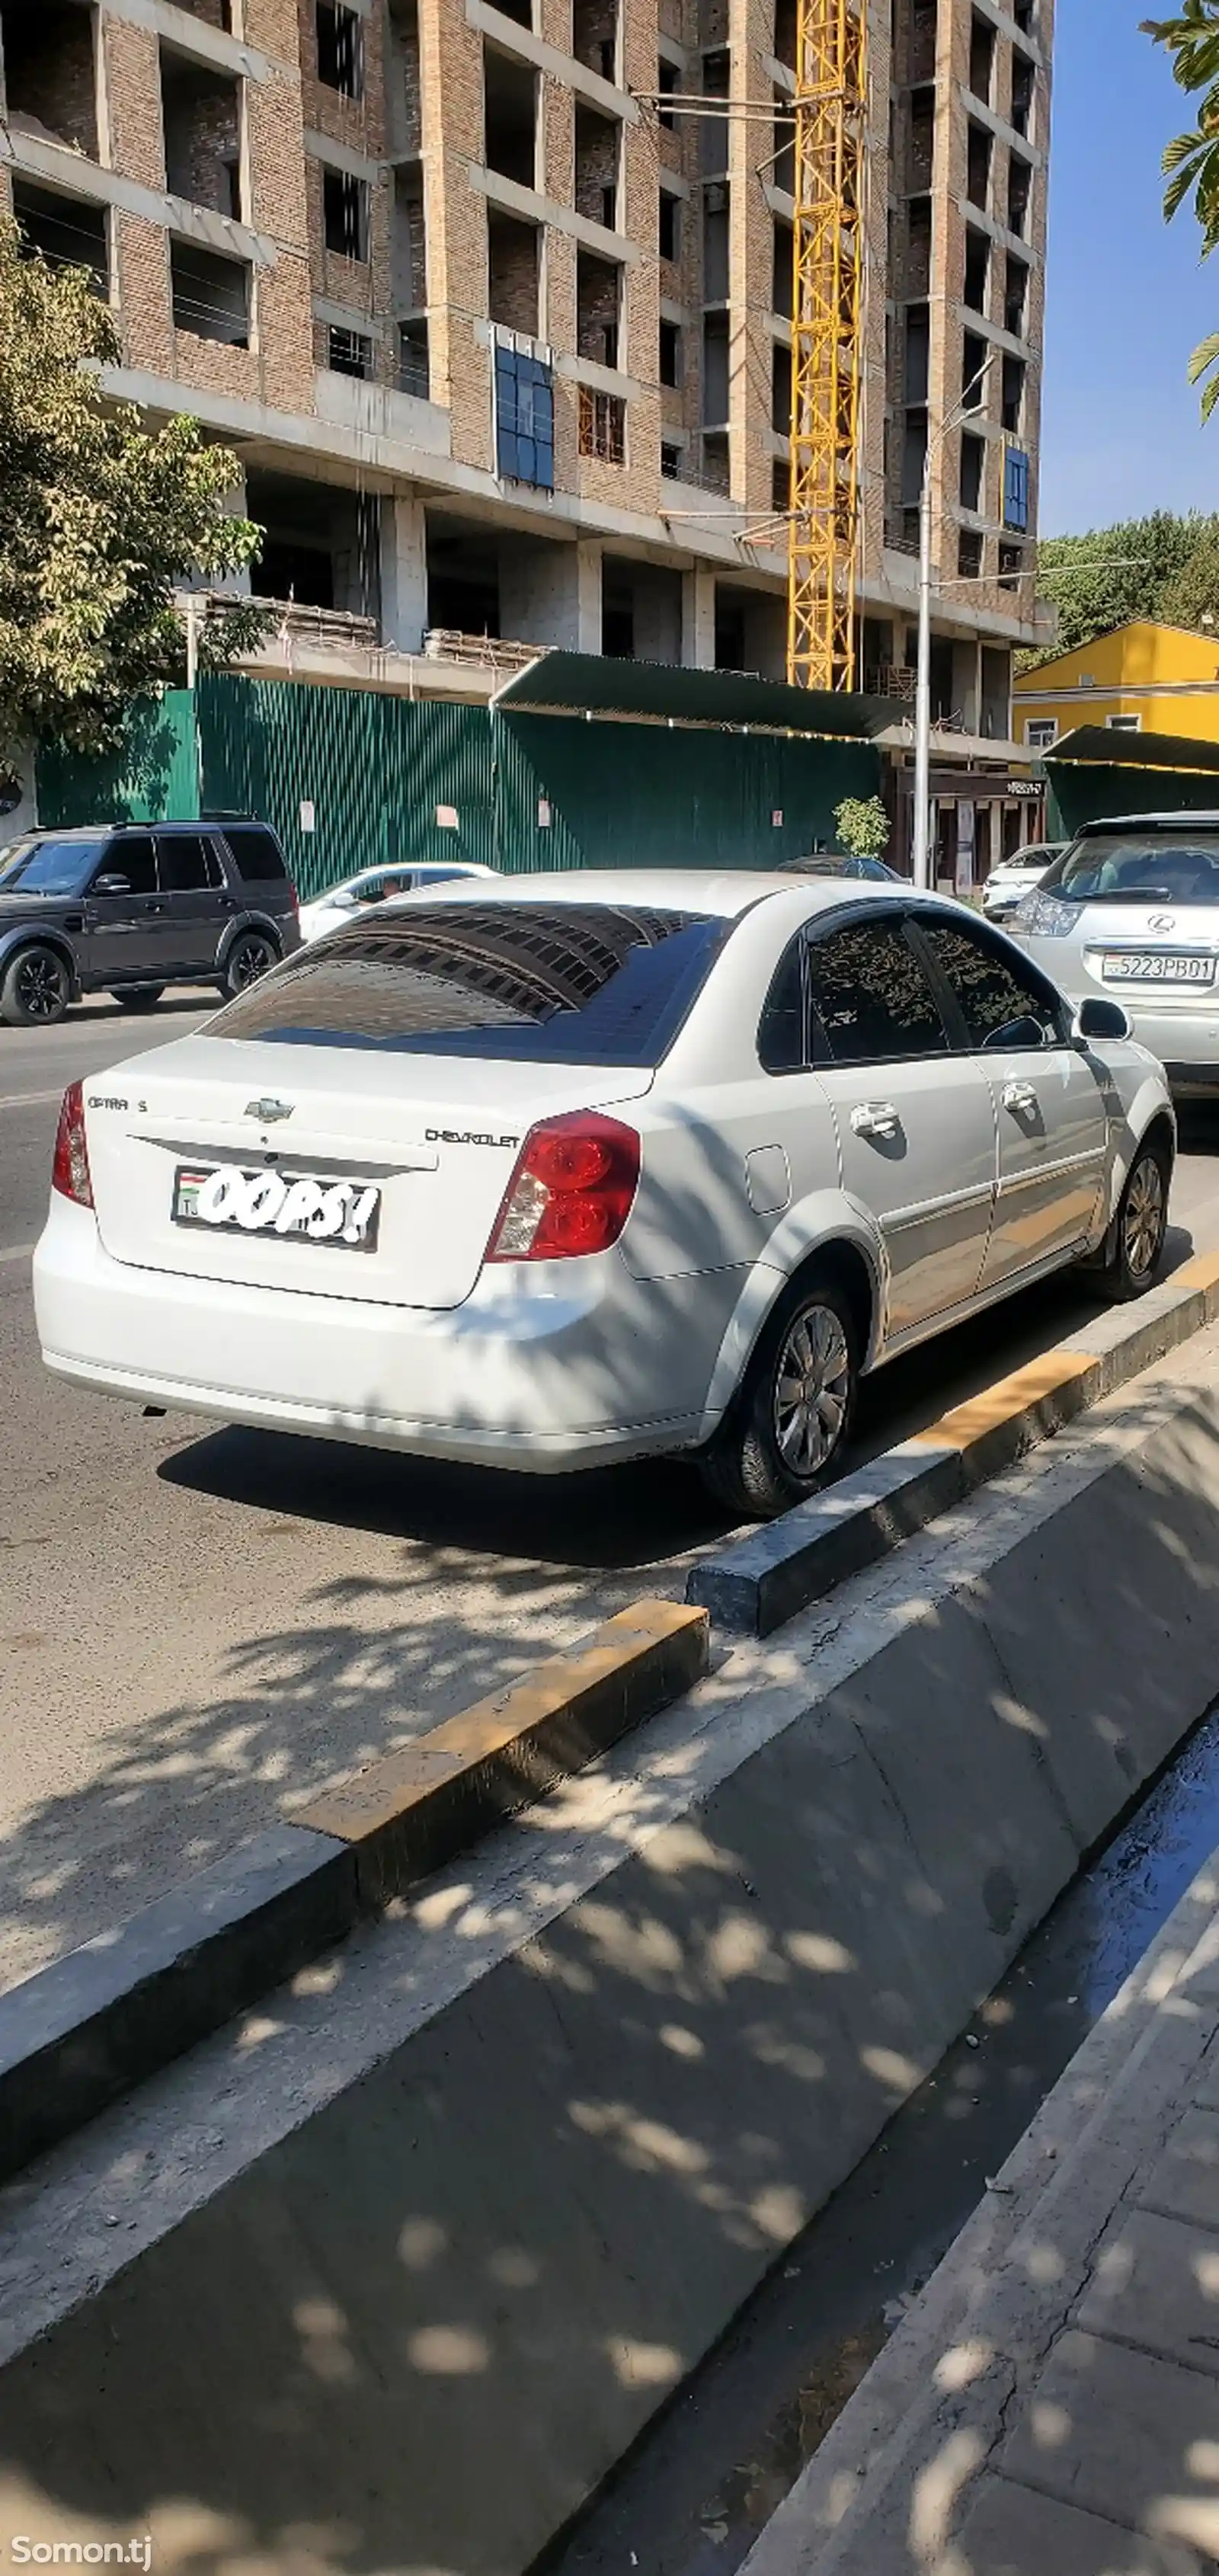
[0,821,300,1026]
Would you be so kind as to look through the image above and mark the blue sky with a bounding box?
[1040,0,1219,531]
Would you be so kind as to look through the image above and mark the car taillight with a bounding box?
[52,1081,93,1208]
[486,1112,640,1262]
[287,881,299,914]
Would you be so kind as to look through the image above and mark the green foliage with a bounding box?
[1020,511,1219,668]
[1144,5,1219,409]
[0,222,270,762]
[833,794,891,859]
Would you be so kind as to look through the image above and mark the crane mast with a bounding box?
[786,0,868,693]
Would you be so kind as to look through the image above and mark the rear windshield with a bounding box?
[206,903,729,1065]
[0,836,105,896]
[1045,831,1219,904]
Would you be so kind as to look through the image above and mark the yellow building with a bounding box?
[1013,619,1219,754]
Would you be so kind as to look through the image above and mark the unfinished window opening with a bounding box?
[316,2,363,97]
[702,50,729,178]
[901,407,927,507]
[774,0,795,69]
[904,302,929,405]
[577,248,622,368]
[1010,52,1034,136]
[11,178,107,294]
[1013,0,1035,32]
[702,309,728,424]
[961,328,987,407]
[772,87,795,191]
[427,518,500,638]
[657,58,678,126]
[160,47,242,219]
[966,120,992,211]
[702,429,729,492]
[0,0,98,157]
[903,194,931,295]
[957,528,983,579]
[771,338,791,435]
[574,0,618,80]
[907,0,936,84]
[1004,251,1029,337]
[602,567,634,658]
[386,0,423,152]
[963,224,989,312]
[483,45,537,188]
[248,471,381,620]
[772,456,790,514]
[328,324,371,376]
[661,439,684,480]
[659,187,680,263]
[171,238,250,344]
[772,216,792,316]
[968,11,994,102]
[703,190,729,298]
[399,318,429,394]
[575,103,621,231]
[959,430,985,514]
[1008,151,1032,236]
[998,541,1024,590]
[1001,352,1025,433]
[488,208,539,337]
[714,590,745,670]
[908,87,935,190]
[168,0,234,22]
[660,318,682,386]
[323,166,370,261]
[392,168,427,311]
[578,386,625,464]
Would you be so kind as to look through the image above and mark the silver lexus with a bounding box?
[1013,812,1219,1096]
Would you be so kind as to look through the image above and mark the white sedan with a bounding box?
[34,872,1173,1518]
[981,841,1065,923]
[298,860,494,943]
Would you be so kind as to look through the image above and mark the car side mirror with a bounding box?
[1074,997,1131,1045]
[983,1014,1047,1051]
[91,872,131,898]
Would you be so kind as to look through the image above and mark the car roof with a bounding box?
[21,818,260,838]
[393,868,933,920]
[1077,812,1219,833]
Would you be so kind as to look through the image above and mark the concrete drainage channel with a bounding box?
[5,1257,1219,2572]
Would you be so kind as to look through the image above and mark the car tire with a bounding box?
[0,943,71,1029]
[113,985,165,1013]
[699,1272,859,1521]
[1096,1137,1171,1303]
[220,931,278,1000]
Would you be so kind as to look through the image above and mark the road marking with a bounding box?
[0,1088,66,1112]
[0,1240,36,1266]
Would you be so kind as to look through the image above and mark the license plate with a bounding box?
[172,1163,381,1250]
[1102,952,1215,986]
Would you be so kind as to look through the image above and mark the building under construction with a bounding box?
[0,0,1051,866]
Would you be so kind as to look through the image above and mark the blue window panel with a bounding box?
[494,345,555,488]
[1004,446,1029,533]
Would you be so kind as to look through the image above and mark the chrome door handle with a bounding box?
[851,1100,900,1141]
[1002,1080,1038,1114]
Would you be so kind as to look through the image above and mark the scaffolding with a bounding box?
[786,0,867,693]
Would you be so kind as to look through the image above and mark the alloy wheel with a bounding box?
[232,937,274,990]
[773,1304,852,1479]
[17,952,67,1021]
[1122,1154,1165,1281]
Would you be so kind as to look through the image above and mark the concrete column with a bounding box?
[499,538,602,651]
[632,566,683,665]
[682,567,716,667]
[574,539,603,653]
[952,637,982,735]
[379,493,429,653]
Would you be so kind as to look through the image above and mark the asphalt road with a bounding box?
[5,998,1219,1996]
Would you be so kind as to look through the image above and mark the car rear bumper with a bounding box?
[34,1196,741,1469]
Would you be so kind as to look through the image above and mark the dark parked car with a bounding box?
[0,821,299,1027]
[778,851,900,882]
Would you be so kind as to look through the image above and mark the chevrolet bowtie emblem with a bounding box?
[245,1096,294,1122]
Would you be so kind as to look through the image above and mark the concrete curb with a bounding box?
[0,1599,707,2183]
[688,1251,1219,1637]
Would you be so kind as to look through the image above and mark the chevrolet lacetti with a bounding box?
[34,871,1175,1518]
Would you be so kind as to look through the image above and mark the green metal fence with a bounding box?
[34,672,884,899]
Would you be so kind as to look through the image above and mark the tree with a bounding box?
[0,220,269,763]
[833,794,891,860]
[1144,2,1219,414]
[1033,511,1211,661]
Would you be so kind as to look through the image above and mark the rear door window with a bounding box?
[222,824,289,883]
[208,902,728,1065]
[805,917,952,1064]
[155,832,224,892]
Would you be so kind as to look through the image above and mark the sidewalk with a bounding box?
[739,1842,1219,2576]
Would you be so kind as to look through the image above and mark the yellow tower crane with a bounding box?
[786,0,868,693]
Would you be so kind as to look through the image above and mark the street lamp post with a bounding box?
[910,352,997,892]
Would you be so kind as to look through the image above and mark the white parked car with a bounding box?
[981,842,1065,923]
[35,872,1173,1518]
[298,860,495,944]
[1013,814,1219,1097]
